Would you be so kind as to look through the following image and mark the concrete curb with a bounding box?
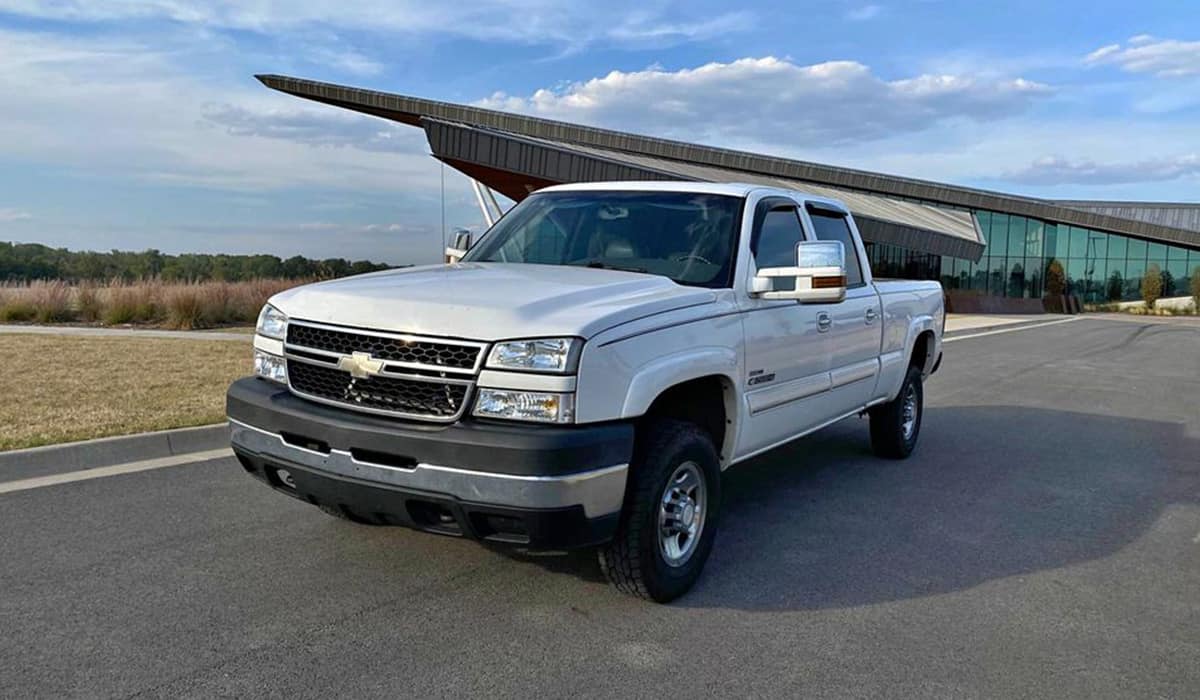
[0,423,230,482]
[0,324,249,341]
[944,317,1070,339]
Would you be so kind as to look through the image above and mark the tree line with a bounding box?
[0,242,392,282]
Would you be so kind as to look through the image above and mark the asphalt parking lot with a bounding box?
[2,316,1198,698]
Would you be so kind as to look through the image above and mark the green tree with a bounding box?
[0,241,388,282]
[1141,263,1163,309]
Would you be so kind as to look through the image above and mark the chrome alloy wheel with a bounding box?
[658,461,706,567]
[901,383,919,441]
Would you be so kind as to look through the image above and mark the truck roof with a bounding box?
[538,181,850,212]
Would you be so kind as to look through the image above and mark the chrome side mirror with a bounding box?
[750,240,847,303]
[445,228,474,263]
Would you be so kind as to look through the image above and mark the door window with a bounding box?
[752,206,805,290]
[808,210,865,287]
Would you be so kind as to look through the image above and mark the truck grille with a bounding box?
[287,360,469,419]
[282,320,485,422]
[287,323,480,371]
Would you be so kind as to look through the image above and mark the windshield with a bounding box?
[463,191,743,288]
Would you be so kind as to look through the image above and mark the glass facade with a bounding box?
[896,209,1200,303]
[863,242,941,281]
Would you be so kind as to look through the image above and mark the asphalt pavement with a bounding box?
[2,316,1198,698]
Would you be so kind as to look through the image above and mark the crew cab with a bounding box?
[227,182,944,602]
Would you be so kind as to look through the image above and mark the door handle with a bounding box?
[865,307,878,324]
[817,312,833,333]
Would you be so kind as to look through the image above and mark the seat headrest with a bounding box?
[604,238,635,259]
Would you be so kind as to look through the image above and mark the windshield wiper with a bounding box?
[581,260,650,274]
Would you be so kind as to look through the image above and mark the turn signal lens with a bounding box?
[473,389,575,423]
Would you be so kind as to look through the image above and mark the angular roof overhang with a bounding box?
[422,119,984,260]
[256,74,1200,258]
[1056,201,1200,235]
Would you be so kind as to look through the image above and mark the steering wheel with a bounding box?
[673,253,714,265]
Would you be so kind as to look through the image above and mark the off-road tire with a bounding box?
[869,364,924,459]
[598,419,722,603]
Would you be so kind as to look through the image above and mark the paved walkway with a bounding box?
[944,314,1049,334]
[0,324,250,341]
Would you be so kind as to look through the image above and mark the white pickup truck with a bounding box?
[228,181,944,602]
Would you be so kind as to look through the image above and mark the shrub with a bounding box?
[28,280,74,323]
[0,286,37,322]
[76,283,103,322]
[1044,259,1066,297]
[164,283,207,329]
[103,282,162,325]
[1192,266,1200,312]
[202,282,233,325]
[1141,264,1163,309]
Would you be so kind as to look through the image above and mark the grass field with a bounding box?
[0,333,249,451]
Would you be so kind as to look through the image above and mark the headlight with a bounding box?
[254,349,287,384]
[473,389,574,423]
[256,304,288,340]
[486,338,580,373]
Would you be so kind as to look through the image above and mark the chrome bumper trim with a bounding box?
[228,419,628,518]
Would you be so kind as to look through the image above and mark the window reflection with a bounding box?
[872,209,1197,302]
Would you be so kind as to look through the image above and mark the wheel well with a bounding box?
[642,375,731,457]
[910,331,934,371]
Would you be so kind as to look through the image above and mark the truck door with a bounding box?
[737,197,833,458]
[804,204,882,416]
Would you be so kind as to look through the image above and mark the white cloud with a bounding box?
[0,208,32,222]
[477,56,1052,148]
[1005,154,1200,186]
[0,1,755,49]
[846,4,883,21]
[0,27,435,192]
[309,46,385,77]
[1084,35,1200,77]
[202,104,420,153]
[606,10,756,43]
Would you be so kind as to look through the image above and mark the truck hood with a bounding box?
[270,263,717,341]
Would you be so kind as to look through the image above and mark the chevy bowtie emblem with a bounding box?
[337,351,385,379]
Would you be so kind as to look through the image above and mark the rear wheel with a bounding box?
[599,419,721,603]
[869,364,924,459]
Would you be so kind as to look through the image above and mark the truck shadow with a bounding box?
[671,405,1198,611]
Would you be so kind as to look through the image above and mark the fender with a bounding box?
[620,346,739,419]
[904,314,939,375]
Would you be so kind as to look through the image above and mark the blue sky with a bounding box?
[0,1,1197,264]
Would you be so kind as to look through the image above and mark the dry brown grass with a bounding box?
[0,333,250,451]
[0,278,305,329]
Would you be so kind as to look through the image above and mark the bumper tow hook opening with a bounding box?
[275,468,297,489]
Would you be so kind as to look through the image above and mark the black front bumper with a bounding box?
[234,449,619,548]
[227,377,633,549]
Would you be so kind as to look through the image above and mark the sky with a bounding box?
[0,1,1197,265]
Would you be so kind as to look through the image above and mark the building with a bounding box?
[258,74,1200,307]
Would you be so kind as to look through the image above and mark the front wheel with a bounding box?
[598,419,722,603]
[869,364,924,459]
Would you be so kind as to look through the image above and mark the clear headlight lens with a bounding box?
[256,304,288,340]
[473,389,575,423]
[254,349,287,384]
[486,338,579,373]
